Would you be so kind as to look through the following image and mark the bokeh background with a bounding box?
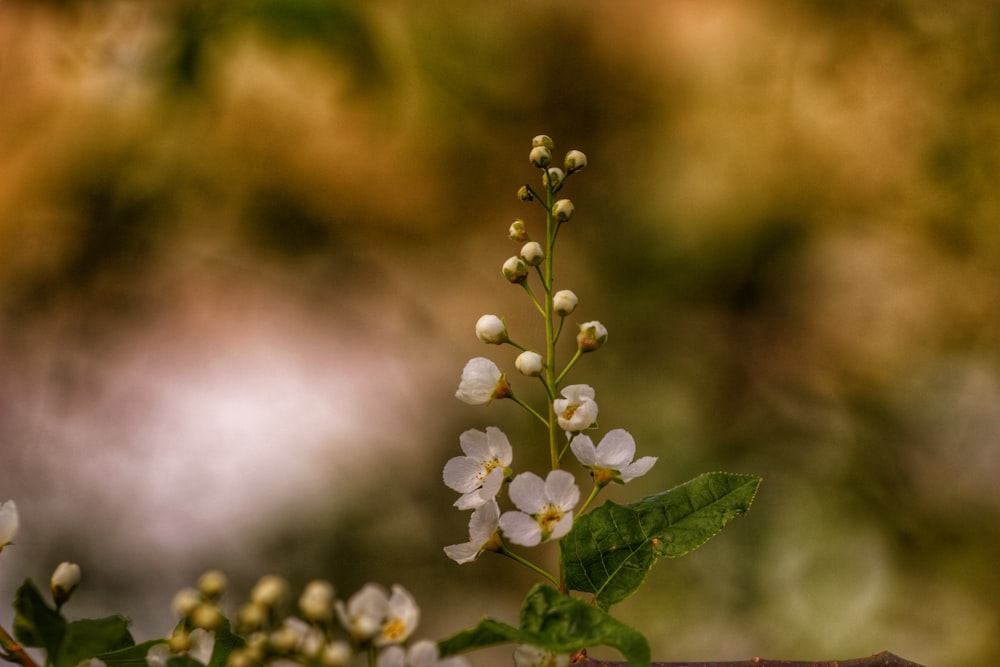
[2,1,999,665]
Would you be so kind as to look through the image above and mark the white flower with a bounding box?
[443,427,512,509]
[171,588,201,617]
[444,500,500,564]
[335,583,389,642]
[499,471,580,547]
[50,562,81,607]
[570,429,657,486]
[513,644,570,667]
[553,384,598,432]
[188,629,215,665]
[455,358,510,405]
[502,256,528,283]
[299,579,336,622]
[475,315,508,345]
[0,500,18,552]
[378,640,469,667]
[377,585,420,646]
[515,351,544,377]
[552,290,577,317]
[563,150,587,174]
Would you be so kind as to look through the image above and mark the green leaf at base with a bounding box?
[562,472,761,610]
[438,584,650,667]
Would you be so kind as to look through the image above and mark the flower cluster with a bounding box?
[164,572,467,667]
[444,137,658,591]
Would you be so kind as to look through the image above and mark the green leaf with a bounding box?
[99,640,166,667]
[205,618,245,667]
[562,472,762,610]
[13,579,66,654]
[56,616,134,667]
[438,584,650,667]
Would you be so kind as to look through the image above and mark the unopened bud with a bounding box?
[553,199,574,223]
[168,631,191,654]
[542,168,564,191]
[552,290,578,316]
[520,241,544,266]
[475,315,508,344]
[529,145,552,168]
[577,321,608,352]
[250,574,290,610]
[172,587,202,618]
[50,562,81,608]
[531,135,554,150]
[564,150,588,174]
[190,603,224,631]
[320,641,352,667]
[502,256,528,284]
[517,185,534,202]
[236,602,268,633]
[515,351,544,377]
[509,219,529,242]
[198,570,227,600]
[299,580,336,623]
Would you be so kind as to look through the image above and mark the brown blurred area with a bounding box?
[2,1,999,665]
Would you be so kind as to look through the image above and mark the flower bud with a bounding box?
[502,256,528,284]
[577,321,608,352]
[517,185,534,202]
[168,631,191,654]
[529,145,552,168]
[197,569,227,600]
[520,241,544,267]
[50,562,81,608]
[235,602,268,634]
[172,587,202,617]
[190,603,224,631]
[0,500,18,553]
[542,168,564,191]
[531,135,554,150]
[475,315,508,344]
[553,199,574,223]
[299,579,336,623]
[564,150,588,174]
[250,574,290,610]
[509,219,529,242]
[515,351,544,377]
[320,641,352,667]
[552,290,578,316]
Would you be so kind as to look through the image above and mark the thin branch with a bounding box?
[574,651,927,667]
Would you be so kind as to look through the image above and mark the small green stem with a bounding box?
[520,282,546,317]
[509,393,549,428]
[497,545,560,587]
[505,338,529,353]
[556,348,583,385]
[578,482,604,515]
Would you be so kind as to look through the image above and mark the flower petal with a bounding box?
[458,429,491,460]
[594,429,636,469]
[548,512,574,541]
[468,500,500,544]
[443,457,483,493]
[544,470,580,511]
[569,435,598,467]
[454,467,504,510]
[619,456,657,483]
[508,472,546,514]
[485,426,513,466]
[499,511,542,547]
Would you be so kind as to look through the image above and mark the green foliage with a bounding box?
[438,584,650,667]
[562,472,762,609]
[13,580,135,667]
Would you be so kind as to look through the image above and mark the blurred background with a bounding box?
[2,1,999,665]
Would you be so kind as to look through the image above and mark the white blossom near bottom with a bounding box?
[377,640,470,667]
[444,500,500,564]
[498,470,580,546]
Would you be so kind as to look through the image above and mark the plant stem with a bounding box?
[496,546,559,587]
[578,482,603,515]
[556,348,583,385]
[509,393,549,427]
[0,625,39,667]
